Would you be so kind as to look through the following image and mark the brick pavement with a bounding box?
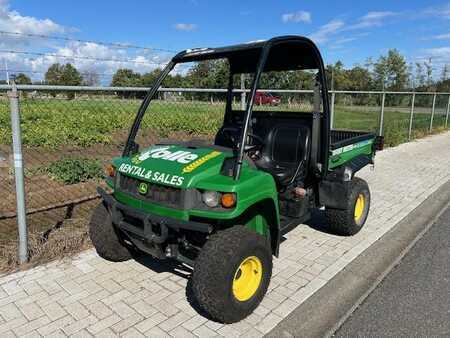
[1,131,449,337]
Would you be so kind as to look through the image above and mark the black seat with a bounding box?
[255,124,310,186]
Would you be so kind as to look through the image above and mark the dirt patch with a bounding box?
[0,215,92,273]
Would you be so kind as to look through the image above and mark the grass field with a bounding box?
[0,97,447,149]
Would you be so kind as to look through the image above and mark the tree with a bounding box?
[440,64,448,82]
[45,63,64,85]
[111,69,142,98]
[424,58,433,88]
[14,73,31,85]
[45,63,82,99]
[374,49,408,91]
[415,62,425,88]
[45,63,82,86]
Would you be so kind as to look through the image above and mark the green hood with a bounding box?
[113,144,232,189]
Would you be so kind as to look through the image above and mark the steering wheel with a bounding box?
[222,127,264,152]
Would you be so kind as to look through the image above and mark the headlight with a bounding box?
[202,191,220,207]
[105,164,116,177]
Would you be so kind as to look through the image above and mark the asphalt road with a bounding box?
[335,205,450,337]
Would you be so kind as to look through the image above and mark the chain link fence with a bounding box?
[0,84,449,271]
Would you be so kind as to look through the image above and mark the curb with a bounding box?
[266,179,450,338]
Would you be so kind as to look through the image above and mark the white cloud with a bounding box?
[347,11,396,30]
[0,0,172,84]
[422,4,450,20]
[174,23,197,31]
[0,0,67,35]
[0,0,71,50]
[309,19,345,43]
[421,47,450,62]
[432,33,450,40]
[282,11,311,23]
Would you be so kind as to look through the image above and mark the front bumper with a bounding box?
[98,187,212,259]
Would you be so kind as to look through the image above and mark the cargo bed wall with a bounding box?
[328,129,376,169]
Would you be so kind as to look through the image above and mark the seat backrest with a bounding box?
[256,124,311,185]
[264,124,310,166]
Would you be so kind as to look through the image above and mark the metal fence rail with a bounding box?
[0,83,449,269]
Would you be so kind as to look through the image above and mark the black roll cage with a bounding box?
[123,35,330,181]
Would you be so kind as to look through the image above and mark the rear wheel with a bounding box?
[89,203,132,262]
[325,177,370,236]
[191,226,272,323]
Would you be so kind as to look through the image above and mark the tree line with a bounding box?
[4,48,450,97]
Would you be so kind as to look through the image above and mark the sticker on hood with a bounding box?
[132,146,199,165]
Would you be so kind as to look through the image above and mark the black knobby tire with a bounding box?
[325,177,371,236]
[191,226,272,323]
[89,203,132,262]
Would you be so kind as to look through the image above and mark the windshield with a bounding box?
[132,59,236,152]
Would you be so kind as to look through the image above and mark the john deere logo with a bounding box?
[137,182,148,195]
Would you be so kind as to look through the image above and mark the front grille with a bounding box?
[118,174,184,208]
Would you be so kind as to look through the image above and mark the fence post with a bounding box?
[429,93,436,133]
[330,92,335,130]
[378,92,386,136]
[445,95,450,128]
[8,78,28,264]
[240,74,246,111]
[408,93,416,141]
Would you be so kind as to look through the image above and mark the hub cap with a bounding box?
[232,256,263,301]
[354,194,365,222]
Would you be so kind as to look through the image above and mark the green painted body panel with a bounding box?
[110,144,280,233]
[328,138,375,169]
[109,136,375,236]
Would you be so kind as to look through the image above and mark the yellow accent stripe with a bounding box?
[182,151,221,173]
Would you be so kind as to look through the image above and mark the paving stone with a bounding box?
[135,312,167,333]
[121,327,145,337]
[0,316,28,334]
[41,302,67,321]
[0,303,22,321]
[111,313,143,333]
[130,300,158,318]
[170,325,196,338]
[87,314,121,334]
[144,325,171,337]
[19,302,45,321]
[13,316,51,336]
[37,315,74,336]
[64,302,90,321]
[62,315,97,336]
[181,314,208,331]
[0,132,448,337]
[108,301,136,319]
[96,327,118,337]
[193,324,221,337]
[70,328,92,338]
[86,301,113,320]
[158,311,191,332]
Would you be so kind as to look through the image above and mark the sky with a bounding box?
[1,0,450,83]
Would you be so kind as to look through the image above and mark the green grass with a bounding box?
[0,98,447,149]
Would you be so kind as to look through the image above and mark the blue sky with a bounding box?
[1,0,450,82]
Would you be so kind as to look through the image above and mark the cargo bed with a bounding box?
[328,130,378,169]
[330,129,376,150]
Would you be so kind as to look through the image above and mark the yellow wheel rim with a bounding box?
[354,194,365,222]
[232,256,263,302]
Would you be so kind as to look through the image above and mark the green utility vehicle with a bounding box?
[90,36,383,323]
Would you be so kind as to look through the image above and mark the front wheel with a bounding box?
[325,177,371,236]
[190,226,272,323]
[89,203,132,262]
